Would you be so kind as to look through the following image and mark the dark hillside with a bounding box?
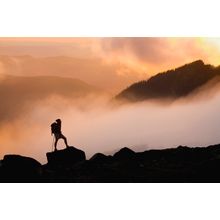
[116,60,220,101]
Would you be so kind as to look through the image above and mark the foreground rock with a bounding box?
[113,147,136,160]
[46,146,86,166]
[43,144,220,182]
[2,144,220,182]
[89,153,112,164]
[0,155,42,182]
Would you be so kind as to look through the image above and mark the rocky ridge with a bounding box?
[1,144,220,182]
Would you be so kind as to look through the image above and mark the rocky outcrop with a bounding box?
[46,146,86,166]
[113,147,136,160]
[2,144,220,182]
[0,155,42,182]
[89,153,112,164]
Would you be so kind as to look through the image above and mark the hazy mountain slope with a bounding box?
[0,55,141,93]
[116,60,220,101]
[0,74,99,97]
[0,75,101,122]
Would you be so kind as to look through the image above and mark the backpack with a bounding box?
[51,122,58,134]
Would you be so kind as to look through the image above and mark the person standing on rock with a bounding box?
[51,119,69,151]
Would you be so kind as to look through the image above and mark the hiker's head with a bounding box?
[56,119,61,123]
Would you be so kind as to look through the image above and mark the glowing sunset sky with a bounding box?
[1,37,220,162]
[0,37,220,92]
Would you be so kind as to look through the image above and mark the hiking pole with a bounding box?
[51,134,55,152]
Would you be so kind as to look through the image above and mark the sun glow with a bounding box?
[198,38,220,65]
[204,38,220,48]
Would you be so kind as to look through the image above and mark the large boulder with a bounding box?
[89,153,112,164]
[1,155,42,182]
[46,146,86,166]
[113,147,136,160]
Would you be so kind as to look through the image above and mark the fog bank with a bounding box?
[1,91,220,164]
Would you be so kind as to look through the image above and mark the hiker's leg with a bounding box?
[63,136,69,148]
[54,137,58,151]
[61,134,68,147]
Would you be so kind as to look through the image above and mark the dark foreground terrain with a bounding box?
[1,144,220,183]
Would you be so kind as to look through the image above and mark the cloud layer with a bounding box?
[1,88,220,164]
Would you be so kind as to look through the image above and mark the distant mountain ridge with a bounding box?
[116,60,220,101]
[0,75,101,122]
[0,74,100,97]
[0,55,140,93]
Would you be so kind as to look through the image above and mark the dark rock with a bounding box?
[113,147,136,160]
[46,146,86,166]
[1,154,42,182]
[2,144,220,182]
[89,153,111,164]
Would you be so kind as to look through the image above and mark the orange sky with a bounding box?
[1,37,220,162]
[0,37,220,92]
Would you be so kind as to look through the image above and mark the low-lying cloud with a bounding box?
[1,86,220,164]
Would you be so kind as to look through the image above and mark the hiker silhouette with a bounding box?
[51,119,69,151]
